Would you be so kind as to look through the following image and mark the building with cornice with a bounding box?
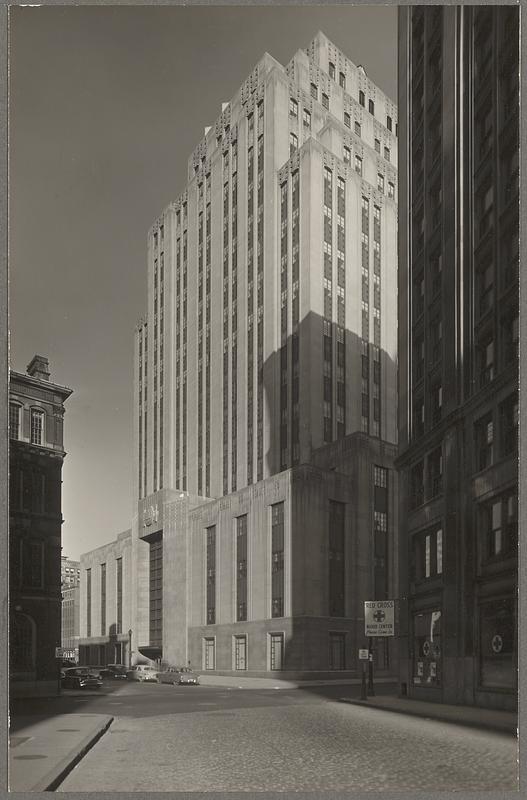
[80,32,400,676]
[9,356,72,696]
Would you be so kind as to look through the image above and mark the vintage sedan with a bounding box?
[126,664,158,682]
[61,668,103,690]
[157,666,200,686]
[104,664,128,680]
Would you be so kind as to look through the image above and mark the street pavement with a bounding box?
[54,681,517,792]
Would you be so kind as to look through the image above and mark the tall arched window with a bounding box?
[30,408,45,445]
[9,403,21,439]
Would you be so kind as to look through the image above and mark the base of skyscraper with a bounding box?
[78,433,400,680]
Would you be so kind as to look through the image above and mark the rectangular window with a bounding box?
[369,99,375,115]
[303,108,311,128]
[206,526,216,624]
[344,112,351,128]
[359,90,365,107]
[289,97,298,118]
[343,145,351,164]
[234,635,247,670]
[413,527,443,580]
[204,637,215,670]
[475,413,494,471]
[329,501,345,616]
[236,515,248,622]
[481,492,517,560]
[289,132,298,156]
[355,121,361,136]
[375,138,380,153]
[387,115,392,131]
[311,82,318,99]
[329,62,335,79]
[329,632,346,670]
[100,563,106,636]
[322,93,329,110]
[374,465,388,488]
[388,182,395,199]
[355,155,362,176]
[9,403,20,439]
[116,558,123,634]
[271,503,285,618]
[30,409,44,445]
[339,72,346,89]
[22,539,43,589]
[270,632,284,670]
[500,393,518,456]
[384,146,390,162]
[86,568,92,637]
[428,446,443,498]
[149,534,163,647]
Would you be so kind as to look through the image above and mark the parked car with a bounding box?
[61,668,103,690]
[157,666,200,686]
[104,664,128,680]
[126,664,158,682]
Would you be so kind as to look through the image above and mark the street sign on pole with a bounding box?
[55,647,64,659]
[364,600,395,637]
[358,649,369,660]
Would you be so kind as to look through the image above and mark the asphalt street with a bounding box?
[55,681,517,792]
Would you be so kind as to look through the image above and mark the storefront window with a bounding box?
[413,609,441,686]
[479,598,515,690]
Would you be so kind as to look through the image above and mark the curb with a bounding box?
[343,699,517,736]
[28,715,114,792]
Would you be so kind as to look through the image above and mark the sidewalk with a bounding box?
[198,674,396,690]
[199,674,517,735]
[9,713,113,791]
[342,694,517,735]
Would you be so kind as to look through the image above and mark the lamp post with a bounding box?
[128,629,132,669]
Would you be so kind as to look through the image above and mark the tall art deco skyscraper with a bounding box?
[135,31,398,501]
[84,32,400,674]
[397,6,518,709]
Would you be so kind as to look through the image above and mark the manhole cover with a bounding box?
[14,755,48,760]
[56,729,80,732]
[9,737,30,748]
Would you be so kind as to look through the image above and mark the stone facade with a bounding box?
[397,6,518,709]
[9,355,72,696]
[79,33,400,678]
[77,530,133,667]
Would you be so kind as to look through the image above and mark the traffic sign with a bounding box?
[364,600,395,637]
[55,647,64,659]
[358,649,369,660]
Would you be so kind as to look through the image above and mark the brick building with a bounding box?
[9,355,72,696]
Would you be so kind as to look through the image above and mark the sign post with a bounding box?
[364,600,395,698]
[368,638,375,696]
[358,649,369,700]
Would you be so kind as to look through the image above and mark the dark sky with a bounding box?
[9,4,397,559]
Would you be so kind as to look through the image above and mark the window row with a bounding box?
[201,630,355,671]
[9,404,47,446]
[84,559,124,637]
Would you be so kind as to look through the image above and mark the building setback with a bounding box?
[80,32,400,676]
[397,6,518,709]
[78,531,133,666]
[9,356,72,696]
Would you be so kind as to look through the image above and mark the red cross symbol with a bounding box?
[373,610,385,623]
